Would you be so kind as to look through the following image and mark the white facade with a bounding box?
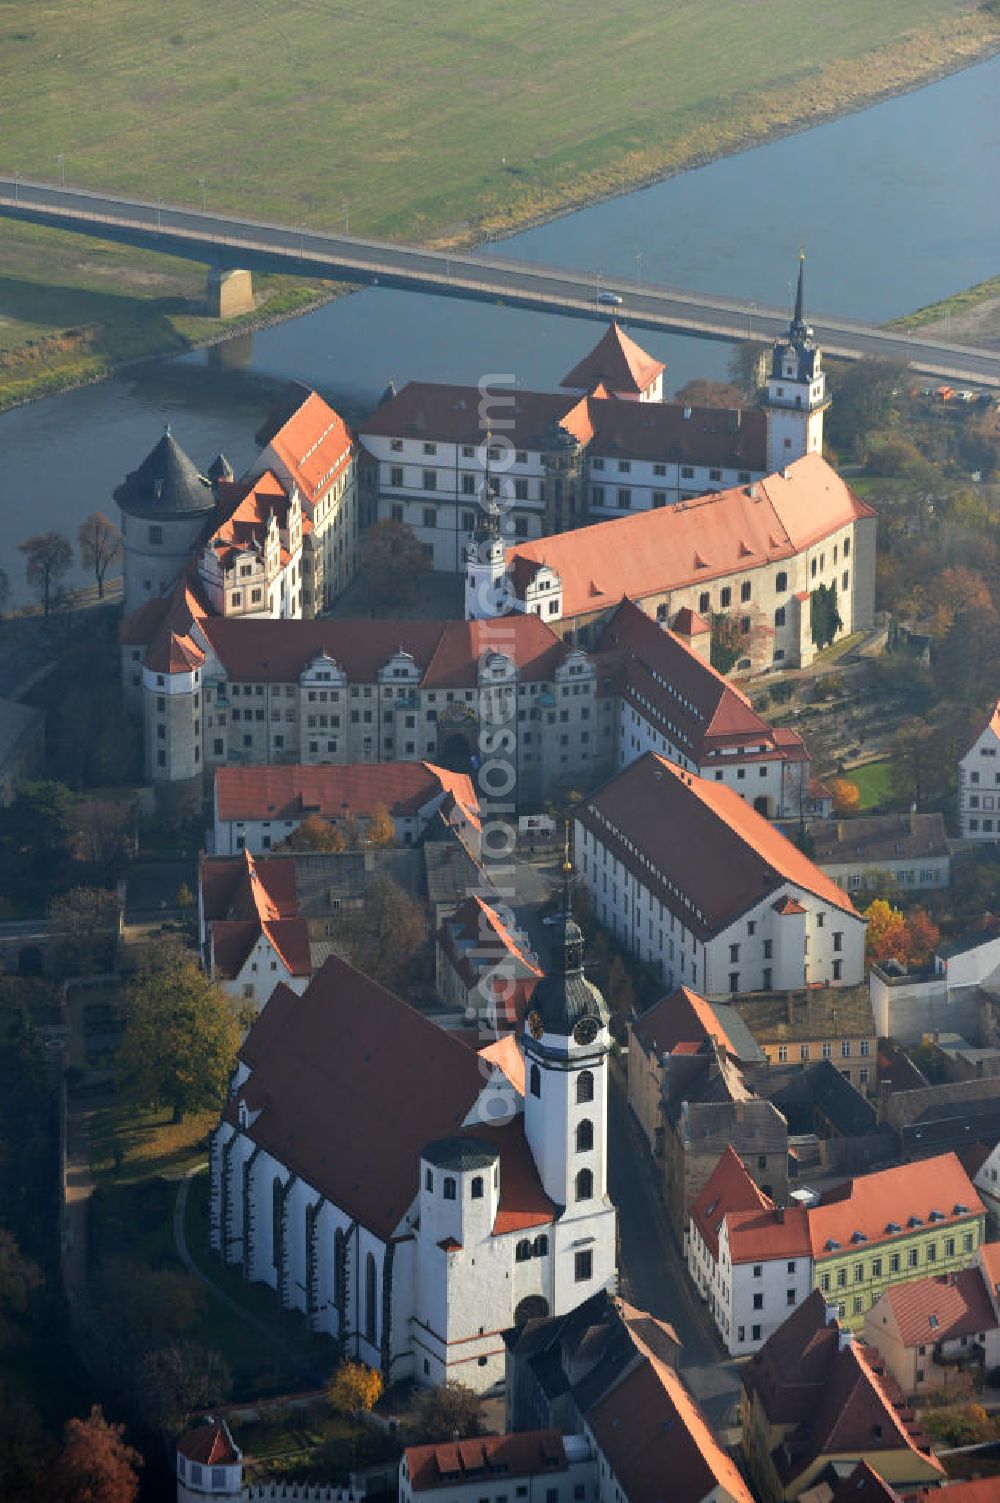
[958,706,1000,840]
[574,817,865,998]
[210,927,310,1010]
[973,1142,1000,1232]
[400,1441,594,1503]
[687,1216,813,1357]
[587,448,759,519]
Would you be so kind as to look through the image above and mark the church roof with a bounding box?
[560,321,665,396]
[507,453,873,620]
[114,428,213,519]
[226,954,552,1238]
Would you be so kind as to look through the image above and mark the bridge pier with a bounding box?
[207,267,254,318]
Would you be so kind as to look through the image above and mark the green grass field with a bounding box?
[845,759,897,811]
[0,0,995,403]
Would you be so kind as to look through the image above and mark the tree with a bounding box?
[0,1386,54,1503]
[74,800,133,881]
[606,955,635,1040]
[54,1406,141,1503]
[135,1341,232,1430]
[890,720,955,810]
[327,1360,384,1415]
[366,802,396,848]
[360,519,431,616]
[48,887,120,975]
[710,607,768,676]
[810,582,842,651]
[19,531,72,617]
[726,340,768,398]
[904,908,940,969]
[0,780,76,900]
[0,569,9,617]
[409,1381,483,1443]
[672,378,747,410]
[826,357,907,457]
[864,898,909,966]
[338,875,426,991]
[78,512,122,600]
[117,939,240,1121]
[277,814,346,853]
[0,1230,41,1348]
[829,778,861,815]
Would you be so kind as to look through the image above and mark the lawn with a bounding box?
[89,1102,216,1186]
[844,759,896,811]
[0,0,996,400]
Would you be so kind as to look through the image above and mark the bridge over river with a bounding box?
[2,176,998,388]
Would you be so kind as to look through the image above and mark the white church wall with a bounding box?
[245,1148,285,1290]
[550,1206,617,1317]
[283,1177,317,1316]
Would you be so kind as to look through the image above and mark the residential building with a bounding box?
[505,1290,753,1503]
[595,599,821,818]
[437,895,542,1033]
[973,1140,1000,1230]
[400,1433,592,1503]
[958,699,1000,840]
[741,1291,944,1501]
[666,1073,788,1243]
[863,1242,1000,1396]
[498,453,876,671]
[199,848,312,1009]
[805,813,950,895]
[196,470,307,622]
[731,986,877,1092]
[210,907,616,1392]
[574,752,866,998]
[211,761,477,854]
[689,1149,986,1351]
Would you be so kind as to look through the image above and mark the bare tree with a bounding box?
[79,512,123,599]
[19,532,72,617]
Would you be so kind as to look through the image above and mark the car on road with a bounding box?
[597,290,623,306]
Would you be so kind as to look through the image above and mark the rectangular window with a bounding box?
[423,507,437,529]
[390,465,404,487]
[422,471,437,492]
[574,1250,593,1282]
[753,1293,763,1310]
[720,587,731,608]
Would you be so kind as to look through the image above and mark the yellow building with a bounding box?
[731,984,876,1091]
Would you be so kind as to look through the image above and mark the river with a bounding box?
[1,52,998,603]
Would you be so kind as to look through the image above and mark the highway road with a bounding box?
[2,176,998,387]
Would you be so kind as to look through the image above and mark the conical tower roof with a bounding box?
[114,426,213,519]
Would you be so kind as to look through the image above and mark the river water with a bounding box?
[1,52,998,602]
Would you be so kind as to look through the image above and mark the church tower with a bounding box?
[764,252,830,474]
[464,462,511,621]
[523,866,611,1213]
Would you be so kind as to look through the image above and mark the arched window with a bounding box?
[530,1064,541,1098]
[425,1167,433,1192]
[272,1177,283,1269]
[533,1234,549,1257]
[576,1118,594,1153]
[443,1177,457,1201]
[575,1168,593,1202]
[515,1239,532,1262]
[576,1069,594,1104]
[471,1176,484,1200]
[365,1251,377,1346]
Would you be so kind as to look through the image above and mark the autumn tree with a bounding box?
[338,874,426,991]
[117,938,240,1121]
[829,778,861,815]
[826,357,906,457]
[74,799,133,881]
[360,518,431,616]
[54,1406,142,1503]
[905,909,940,969]
[606,956,635,1041]
[48,886,120,975]
[78,512,123,600]
[672,378,748,410]
[136,1341,232,1430]
[19,531,73,617]
[864,899,909,966]
[277,814,347,853]
[409,1381,484,1443]
[710,607,768,677]
[366,802,396,848]
[327,1360,384,1415]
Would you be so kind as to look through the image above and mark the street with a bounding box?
[607,1064,743,1429]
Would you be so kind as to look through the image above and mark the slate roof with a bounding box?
[805,1059,878,1137]
[114,428,213,519]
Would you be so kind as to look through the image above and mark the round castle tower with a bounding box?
[115,424,215,615]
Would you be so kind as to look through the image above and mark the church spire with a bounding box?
[790,248,807,343]
[475,431,502,542]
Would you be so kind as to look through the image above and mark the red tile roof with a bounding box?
[225,954,550,1239]
[631,985,739,1060]
[808,1153,985,1260]
[830,1462,903,1503]
[214,761,475,824]
[726,1203,812,1264]
[690,1146,772,1259]
[404,1431,566,1493]
[195,615,569,687]
[914,1482,1000,1503]
[201,850,311,979]
[262,391,354,506]
[479,1033,526,1097]
[586,1343,754,1503]
[508,453,874,619]
[208,470,294,570]
[560,322,665,396]
[177,1420,239,1466]
[876,1268,998,1347]
[979,1239,1000,1299]
[577,753,857,941]
[671,606,710,637]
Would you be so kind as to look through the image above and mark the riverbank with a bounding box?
[1,2,998,410]
[888,275,1000,351]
